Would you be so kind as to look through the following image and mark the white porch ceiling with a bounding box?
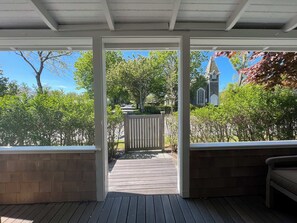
[1,0,297,32]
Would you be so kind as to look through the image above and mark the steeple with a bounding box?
[205,56,219,79]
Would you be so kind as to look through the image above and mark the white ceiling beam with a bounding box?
[169,0,181,31]
[175,22,226,31]
[116,23,168,31]
[28,0,58,31]
[2,29,297,39]
[282,15,297,32]
[58,24,109,31]
[101,0,115,31]
[225,0,250,31]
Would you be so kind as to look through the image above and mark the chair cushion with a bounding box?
[271,168,297,195]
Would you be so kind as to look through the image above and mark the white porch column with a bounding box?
[178,34,191,198]
[93,37,108,201]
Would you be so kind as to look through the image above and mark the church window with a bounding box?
[210,94,218,106]
[197,88,205,106]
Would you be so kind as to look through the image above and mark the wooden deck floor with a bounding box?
[0,195,296,222]
[108,152,178,195]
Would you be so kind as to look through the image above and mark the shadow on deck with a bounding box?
[0,194,296,222]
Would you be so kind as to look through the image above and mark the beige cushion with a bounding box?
[271,168,297,195]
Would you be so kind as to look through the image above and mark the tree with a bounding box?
[111,56,164,112]
[216,51,297,89]
[74,51,125,100]
[149,51,207,112]
[243,52,297,88]
[0,71,19,96]
[16,51,71,93]
[0,70,9,96]
[215,51,253,86]
[190,74,207,104]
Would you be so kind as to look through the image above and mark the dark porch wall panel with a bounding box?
[0,153,97,204]
[190,147,297,198]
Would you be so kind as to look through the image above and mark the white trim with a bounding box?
[190,140,297,150]
[283,14,297,32]
[93,37,108,201]
[101,0,115,31]
[169,0,181,30]
[28,0,58,31]
[178,34,191,198]
[0,146,96,154]
[226,0,250,31]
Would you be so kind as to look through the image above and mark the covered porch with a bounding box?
[1,0,297,222]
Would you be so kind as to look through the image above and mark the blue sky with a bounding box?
[0,50,237,93]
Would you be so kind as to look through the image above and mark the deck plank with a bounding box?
[0,195,296,223]
[108,197,122,223]
[225,197,256,223]
[88,201,105,223]
[168,195,186,223]
[11,204,37,223]
[78,202,97,223]
[195,199,215,223]
[69,202,88,222]
[176,195,195,223]
[202,199,225,223]
[22,204,47,223]
[58,202,79,222]
[49,203,71,223]
[186,199,205,223]
[234,197,268,223]
[116,196,130,223]
[209,198,236,223]
[1,205,24,223]
[136,196,145,223]
[153,195,165,223]
[145,196,155,223]
[97,197,114,223]
[32,203,57,222]
[216,198,245,223]
[4,205,30,223]
[161,195,175,223]
[127,196,137,223]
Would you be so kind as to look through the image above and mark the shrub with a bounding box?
[107,105,124,159]
[190,84,297,143]
[165,113,178,152]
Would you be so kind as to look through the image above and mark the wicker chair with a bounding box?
[266,155,297,208]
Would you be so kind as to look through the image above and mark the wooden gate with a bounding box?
[124,114,165,151]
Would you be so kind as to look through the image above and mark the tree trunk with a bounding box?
[35,73,43,93]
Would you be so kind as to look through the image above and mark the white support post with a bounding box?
[178,34,191,198]
[93,37,108,201]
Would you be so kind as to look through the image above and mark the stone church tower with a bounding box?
[195,56,220,106]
